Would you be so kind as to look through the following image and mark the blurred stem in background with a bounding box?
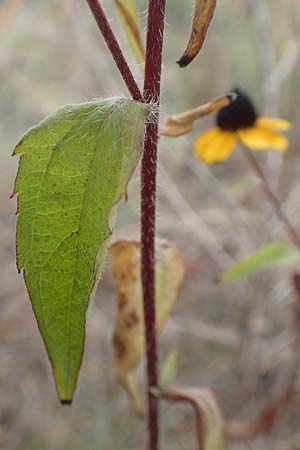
[242,146,300,250]
[248,0,300,188]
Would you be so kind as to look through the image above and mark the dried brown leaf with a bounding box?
[161,93,236,138]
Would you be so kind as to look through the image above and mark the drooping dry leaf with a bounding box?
[177,0,217,67]
[161,93,236,138]
[110,240,185,414]
[165,387,223,450]
[115,0,145,67]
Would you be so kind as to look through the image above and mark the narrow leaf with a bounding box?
[160,349,178,390]
[220,242,300,282]
[13,98,147,402]
[177,0,217,67]
[115,0,145,67]
[110,240,185,414]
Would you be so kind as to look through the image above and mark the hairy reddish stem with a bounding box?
[84,1,166,448]
[85,0,142,101]
[141,1,166,450]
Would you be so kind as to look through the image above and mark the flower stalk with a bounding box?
[242,146,300,250]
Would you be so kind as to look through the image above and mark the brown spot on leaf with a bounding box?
[124,311,139,328]
[118,293,127,311]
[113,334,126,358]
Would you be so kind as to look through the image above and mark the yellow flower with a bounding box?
[194,90,291,164]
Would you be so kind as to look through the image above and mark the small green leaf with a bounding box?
[220,242,300,282]
[149,387,162,398]
[149,350,179,399]
[160,350,178,390]
[13,97,147,402]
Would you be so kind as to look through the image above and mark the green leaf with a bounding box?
[220,242,300,282]
[149,386,162,398]
[160,349,178,390]
[13,97,147,402]
[149,351,178,399]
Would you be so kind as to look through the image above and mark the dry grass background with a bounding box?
[1,0,300,449]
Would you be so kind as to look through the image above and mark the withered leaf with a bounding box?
[161,93,236,138]
[177,0,217,67]
[165,387,224,450]
[110,240,185,414]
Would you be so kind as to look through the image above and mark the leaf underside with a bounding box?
[13,97,146,402]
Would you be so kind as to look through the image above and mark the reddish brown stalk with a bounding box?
[84,1,166,448]
[85,0,142,101]
[141,1,166,450]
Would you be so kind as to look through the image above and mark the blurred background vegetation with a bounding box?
[1,0,300,449]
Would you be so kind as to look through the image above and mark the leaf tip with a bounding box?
[176,55,193,68]
[13,135,26,156]
[60,399,73,406]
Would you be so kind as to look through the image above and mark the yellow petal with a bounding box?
[194,127,237,164]
[238,126,289,151]
[256,117,292,131]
